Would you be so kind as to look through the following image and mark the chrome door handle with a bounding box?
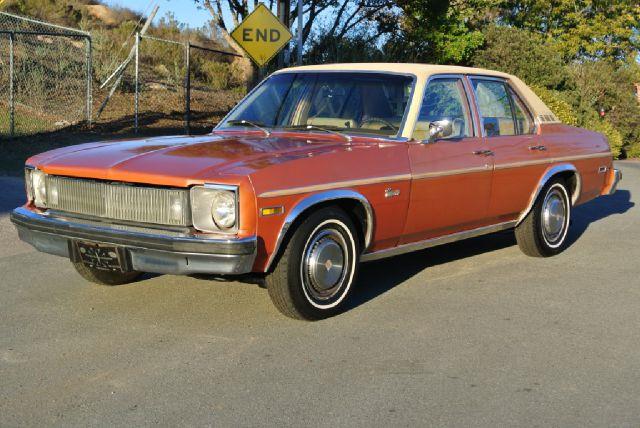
[473,150,494,156]
[528,145,546,151]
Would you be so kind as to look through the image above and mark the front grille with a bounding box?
[44,176,191,226]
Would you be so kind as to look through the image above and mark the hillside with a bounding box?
[1,0,141,30]
[0,0,245,141]
[0,0,230,52]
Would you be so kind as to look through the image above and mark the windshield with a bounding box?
[218,72,414,138]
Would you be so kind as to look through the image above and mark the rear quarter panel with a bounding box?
[540,124,613,204]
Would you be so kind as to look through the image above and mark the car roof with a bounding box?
[277,62,512,79]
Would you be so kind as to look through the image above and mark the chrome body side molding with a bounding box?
[264,189,374,272]
[258,174,410,198]
[361,221,516,262]
[516,163,581,226]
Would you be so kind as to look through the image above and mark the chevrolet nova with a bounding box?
[11,63,622,320]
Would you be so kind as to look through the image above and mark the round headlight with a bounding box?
[211,191,236,229]
[32,170,47,207]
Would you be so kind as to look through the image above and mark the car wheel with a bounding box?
[515,177,572,257]
[71,261,142,286]
[266,206,360,320]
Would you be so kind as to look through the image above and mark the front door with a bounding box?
[401,76,494,244]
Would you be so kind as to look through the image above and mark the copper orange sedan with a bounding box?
[11,64,622,320]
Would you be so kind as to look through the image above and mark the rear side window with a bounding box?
[471,78,534,137]
[508,87,535,134]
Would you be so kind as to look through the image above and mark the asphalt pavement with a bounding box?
[1,161,639,427]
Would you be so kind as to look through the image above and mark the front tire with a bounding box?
[515,177,572,257]
[266,207,360,320]
[72,261,142,286]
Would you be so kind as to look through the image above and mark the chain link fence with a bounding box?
[123,34,244,134]
[188,43,246,132]
[0,32,10,135]
[1,12,246,139]
[96,34,243,135]
[0,12,91,139]
[137,34,187,132]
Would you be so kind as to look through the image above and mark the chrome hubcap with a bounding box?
[303,229,348,301]
[542,188,567,244]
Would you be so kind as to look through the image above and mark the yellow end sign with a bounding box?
[230,3,293,67]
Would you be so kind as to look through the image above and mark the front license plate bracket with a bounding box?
[71,241,130,272]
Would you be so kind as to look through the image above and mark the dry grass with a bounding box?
[0,87,243,176]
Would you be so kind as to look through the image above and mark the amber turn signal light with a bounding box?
[260,206,284,216]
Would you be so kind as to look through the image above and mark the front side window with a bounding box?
[219,72,414,138]
[471,78,534,137]
[413,77,472,140]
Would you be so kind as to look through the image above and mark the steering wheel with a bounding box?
[360,117,398,131]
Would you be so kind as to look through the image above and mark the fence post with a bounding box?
[184,41,191,135]
[8,32,15,137]
[85,36,92,127]
[134,32,140,133]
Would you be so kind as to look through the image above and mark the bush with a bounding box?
[626,144,640,159]
[530,85,578,126]
[472,25,568,90]
[200,62,243,90]
[566,61,640,159]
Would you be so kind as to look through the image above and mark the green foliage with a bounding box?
[530,86,578,127]
[472,26,568,90]
[565,61,640,158]
[627,143,640,159]
[390,0,496,64]
[499,0,640,61]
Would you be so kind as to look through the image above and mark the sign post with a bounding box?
[230,3,293,68]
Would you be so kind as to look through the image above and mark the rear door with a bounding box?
[469,77,548,222]
[402,75,494,244]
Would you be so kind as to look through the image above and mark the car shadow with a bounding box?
[565,190,634,246]
[345,189,634,312]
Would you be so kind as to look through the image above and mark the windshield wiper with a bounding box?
[285,125,352,142]
[226,120,271,137]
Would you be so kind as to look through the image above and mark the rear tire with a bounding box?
[266,207,360,320]
[72,261,142,286]
[515,177,571,257]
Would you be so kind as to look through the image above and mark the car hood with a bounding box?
[29,133,347,187]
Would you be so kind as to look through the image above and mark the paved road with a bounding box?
[1,162,638,427]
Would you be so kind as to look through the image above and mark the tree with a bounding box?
[566,60,640,157]
[472,25,568,90]
[499,0,640,62]
[387,0,500,64]
[194,0,397,69]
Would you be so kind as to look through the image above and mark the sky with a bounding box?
[102,0,215,29]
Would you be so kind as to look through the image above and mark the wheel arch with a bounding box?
[517,163,581,226]
[263,190,374,272]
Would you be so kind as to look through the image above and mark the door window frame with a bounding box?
[467,75,536,138]
[411,74,479,141]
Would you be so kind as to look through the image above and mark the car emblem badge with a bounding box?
[385,188,400,198]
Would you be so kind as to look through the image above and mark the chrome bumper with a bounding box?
[605,168,622,195]
[10,207,257,275]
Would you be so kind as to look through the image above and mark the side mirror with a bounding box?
[426,120,453,143]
